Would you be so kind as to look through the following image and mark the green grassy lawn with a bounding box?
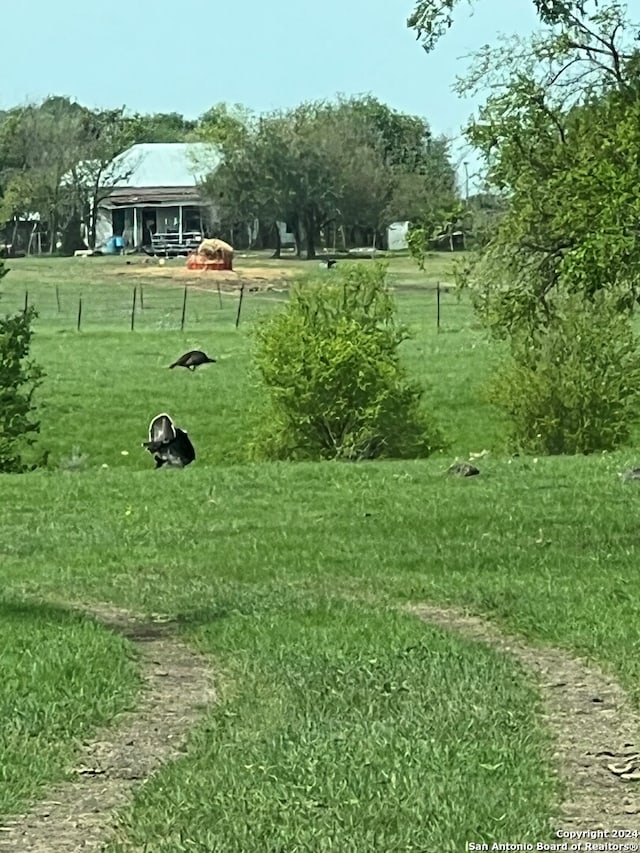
[1,251,498,469]
[0,598,140,816]
[0,252,638,850]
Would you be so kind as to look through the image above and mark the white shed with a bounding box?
[386,220,411,251]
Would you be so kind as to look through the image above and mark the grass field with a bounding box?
[1,251,639,850]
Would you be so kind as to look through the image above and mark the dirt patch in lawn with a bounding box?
[0,603,215,852]
[409,603,640,833]
[106,261,295,292]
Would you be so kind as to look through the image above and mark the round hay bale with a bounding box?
[198,238,234,261]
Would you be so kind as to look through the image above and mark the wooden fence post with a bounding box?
[235,283,245,329]
[180,286,188,331]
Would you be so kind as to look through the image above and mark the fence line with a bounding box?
[0,283,463,332]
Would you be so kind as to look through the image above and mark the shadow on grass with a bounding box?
[0,595,236,645]
[0,595,90,626]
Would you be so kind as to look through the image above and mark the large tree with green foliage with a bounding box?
[407,0,640,453]
[205,96,456,257]
[68,107,139,249]
[319,96,457,240]
[0,100,143,252]
[408,0,613,52]
[206,103,341,258]
[331,96,457,225]
[408,0,640,330]
[195,103,252,146]
[123,111,196,143]
[0,97,89,252]
[203,111,291,254]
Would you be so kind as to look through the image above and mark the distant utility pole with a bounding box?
[463,161,470,204]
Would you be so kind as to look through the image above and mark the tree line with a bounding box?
[200,96,459,258]
[0,95,462,256]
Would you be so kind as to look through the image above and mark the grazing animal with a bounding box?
[169,350,217,371]
[142,412,196,469]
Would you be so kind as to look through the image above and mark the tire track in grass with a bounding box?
[409,603,640,833]
[0,604,215,852]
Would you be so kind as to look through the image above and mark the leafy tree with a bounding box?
[202,97,457,257]
[68,107,138,248]
[124,111,196,143]
[0,97,89,252]
[206,105,337,259]
[0,260,44,471]
[274,102,343,258]
[408,0,640,454]
[384,137,457,225]
[308,103,393,245]
[205,112,290,254]
[0,172,36,246]
[196,102,252,146]
[407,0,609,53]
[316,96,458,242]
[0,101,143,252]
[462,191,508,248]
[249,263,444,461]
[407,0,640,330]
[333,95,433,171]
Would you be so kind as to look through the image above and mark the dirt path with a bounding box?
[410,603,640,832]
[3,600,638,847]
[0,604,215,852]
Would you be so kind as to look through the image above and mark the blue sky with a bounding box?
[2,1,544,186]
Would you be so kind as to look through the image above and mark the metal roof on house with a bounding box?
[108,142,220,189]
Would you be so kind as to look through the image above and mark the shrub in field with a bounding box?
[0,261,45,472]
[249,262,444,461]
[487,292,640,455]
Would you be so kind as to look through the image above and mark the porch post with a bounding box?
[178,205,183,244]
[133,207,138,248]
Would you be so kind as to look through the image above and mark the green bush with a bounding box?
[487,291,640,455]
[249,262,444,461]
[0,261,45,472]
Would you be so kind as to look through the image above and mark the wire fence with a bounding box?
[0,281,290,332]
[0,279,467,334]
